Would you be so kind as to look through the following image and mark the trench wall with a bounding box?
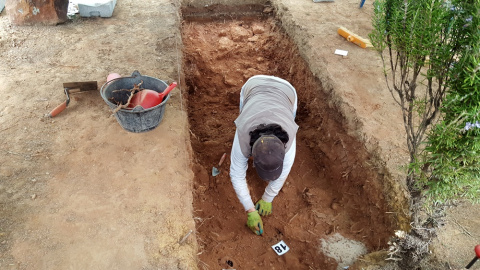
[269,0,411,230]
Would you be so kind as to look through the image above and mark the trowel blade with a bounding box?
[212,167,220,176]
[63,81,98,91]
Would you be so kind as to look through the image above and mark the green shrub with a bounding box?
[420,31,480,202]
[371,0,480,202]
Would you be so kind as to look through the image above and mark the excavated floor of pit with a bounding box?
[182,14,395,269]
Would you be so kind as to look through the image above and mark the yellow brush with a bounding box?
[337,27,373,49]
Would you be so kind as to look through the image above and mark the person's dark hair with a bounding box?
[249,124,289,149]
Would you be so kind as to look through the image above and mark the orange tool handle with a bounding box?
[159,82,178,101]
[218,153,227,166]
[48,101,67,117]
[466,245,480,269]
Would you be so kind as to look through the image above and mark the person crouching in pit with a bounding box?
[230,75,298,235]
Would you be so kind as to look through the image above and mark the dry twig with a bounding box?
[452,218,473,237]
[112,81,143,113]
[288,213,299,223]
[179,229,193,245]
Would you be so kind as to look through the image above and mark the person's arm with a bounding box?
[261,137,296,203]
[230,131,256,212]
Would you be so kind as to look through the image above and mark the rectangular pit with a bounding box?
[181,5,396,269]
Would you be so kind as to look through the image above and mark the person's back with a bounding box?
[229,75,299,236]
[234,75,298,158]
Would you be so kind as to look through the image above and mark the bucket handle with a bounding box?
[100,75,136,94]
[131,105,145,112]
[100,70,142,93]
[131,70,142,77]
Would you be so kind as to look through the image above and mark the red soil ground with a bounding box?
[183,16,395,269]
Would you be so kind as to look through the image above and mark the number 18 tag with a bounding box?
[271,240,290,256]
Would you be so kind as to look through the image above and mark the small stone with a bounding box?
[252,24,265,35]
[314,212,327,219]
[223,76,238,86]
[31,194,37,200]
[263,6,274,13]
[247,36,259,42]
[331,202,340,210]
[230,25,251,42]
[218,37,233,51]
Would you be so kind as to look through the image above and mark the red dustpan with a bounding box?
[128,82,177,109]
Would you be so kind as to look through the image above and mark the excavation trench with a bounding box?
[182,7,395,269]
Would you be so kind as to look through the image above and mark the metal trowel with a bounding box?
[212,153,227,176]
[48,81,98,117]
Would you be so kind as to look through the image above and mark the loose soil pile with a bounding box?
[182,15,396,269]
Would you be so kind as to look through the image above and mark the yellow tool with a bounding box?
[337,27,372,49]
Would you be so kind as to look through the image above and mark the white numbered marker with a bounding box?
[271,240,290,255]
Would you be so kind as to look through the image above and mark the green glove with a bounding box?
[247,211,264,235]
[255,199,272,216]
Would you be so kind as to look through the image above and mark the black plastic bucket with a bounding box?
[100,71,170,133]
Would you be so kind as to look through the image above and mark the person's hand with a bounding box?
[247,211,264,235]
[255,199,272,216]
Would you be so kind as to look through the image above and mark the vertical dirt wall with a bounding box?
[269,0,411,232]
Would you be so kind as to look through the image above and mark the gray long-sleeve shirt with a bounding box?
[230,75,298,211]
